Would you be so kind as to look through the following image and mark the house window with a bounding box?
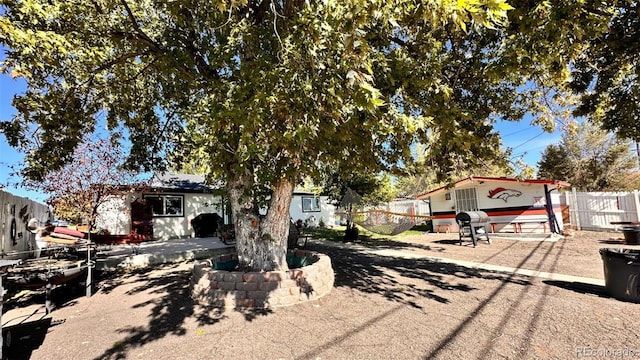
[533,196,546,207]
[302,197,321,212]
[143,194,184,217]
[455,188,478,212]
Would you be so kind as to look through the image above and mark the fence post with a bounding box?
[633,190,640,223]
[571,188,581,230]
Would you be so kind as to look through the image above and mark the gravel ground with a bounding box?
[3,230,640,360]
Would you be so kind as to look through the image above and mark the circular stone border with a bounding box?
[190,250,335,309]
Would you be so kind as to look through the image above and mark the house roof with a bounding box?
[147,174,327,195]
[149,173,223,193]
[415,176,571,199]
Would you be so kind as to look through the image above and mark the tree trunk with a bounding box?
[227,171,294,272]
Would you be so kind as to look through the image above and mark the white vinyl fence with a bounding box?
[385,199,432,223]
[0,189,52,259]
[562,189,640,231]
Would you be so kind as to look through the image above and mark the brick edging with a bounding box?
[190,250,335,308]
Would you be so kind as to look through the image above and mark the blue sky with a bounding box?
[1,50,561,203]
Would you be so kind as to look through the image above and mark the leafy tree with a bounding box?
[395,143,530,198]
[537,122,638,191]
[568,1,640,141]
[537,144,572,183]
[0,0,520,272]
[320,170,397,207]
[0,0,619,272]
[23,136,143,229]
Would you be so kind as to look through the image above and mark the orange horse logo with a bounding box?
[488,187,522,202]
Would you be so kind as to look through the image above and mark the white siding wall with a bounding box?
[152,193,223,240]
[95,192,224,240]
[289,195,336,227]
[430,181,564,233]
[98,192,341,240]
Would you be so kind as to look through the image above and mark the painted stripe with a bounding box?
[486,208,548,216]
[432,207,562,220]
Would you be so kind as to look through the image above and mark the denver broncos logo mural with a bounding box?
[488,187,522,202]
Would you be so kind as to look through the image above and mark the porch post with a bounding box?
[544,185,560,234]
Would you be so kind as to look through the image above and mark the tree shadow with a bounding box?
[6,235,557,359]
[94,239,532,358]
[93,264,206,359]
[358,237,449,252]
[93,263,273,360]
[424,235,568,359]
[306,242,531,309]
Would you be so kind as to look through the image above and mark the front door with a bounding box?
[131,199,153,237]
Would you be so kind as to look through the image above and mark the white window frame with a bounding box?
[143,194,184,217]
[301,196,321,212]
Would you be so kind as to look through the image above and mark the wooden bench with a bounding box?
[436,223,452,233]
[490,221,548,233]
[490,222,518,233]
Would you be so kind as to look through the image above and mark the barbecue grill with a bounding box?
[455,211,491,247]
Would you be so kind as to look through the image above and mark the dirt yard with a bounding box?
[384,229,634,280]
[3,230,639,360]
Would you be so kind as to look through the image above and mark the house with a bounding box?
[95,173,226,241]
[94,174,336,241]
[289,190,336,228]
[416,176,570,234]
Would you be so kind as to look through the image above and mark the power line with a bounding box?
[510,131,546,150]
[510,144,551,159]
[501,126,535,138]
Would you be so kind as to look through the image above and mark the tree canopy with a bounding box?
[537,122,639,191]
[0,0,630,271]
[569,1,640,141]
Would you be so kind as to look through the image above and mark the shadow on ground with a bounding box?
[357,236,450,253]
[306,242,531,308]
[4,234,565,359]
[88,238,535,359]
[97,265,211,359]
[543,280,608,298]
[306,236,570,359]
[598,239,627,245]
[94,264,273,360]
[2,317,62,359]
[2,278,87,359]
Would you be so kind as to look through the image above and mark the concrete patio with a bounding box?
[94,237,235,271]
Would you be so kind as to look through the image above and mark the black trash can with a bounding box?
[599,248,640,303]
[622,226,640,245]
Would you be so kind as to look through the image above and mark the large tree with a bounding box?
[537,122,639,191]
[568,1,640,141]
[0,0,616,271]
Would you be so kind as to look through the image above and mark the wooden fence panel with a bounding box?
[0,189,51,259]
